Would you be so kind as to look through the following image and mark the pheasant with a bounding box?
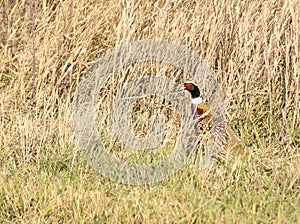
[183,81,243,154]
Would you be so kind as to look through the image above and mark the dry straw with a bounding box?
[0,0,299,222]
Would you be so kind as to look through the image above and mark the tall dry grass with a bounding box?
[0,0,299,223]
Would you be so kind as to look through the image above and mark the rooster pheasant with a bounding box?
[183,81,243,154]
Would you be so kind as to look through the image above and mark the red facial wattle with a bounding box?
[184,83,194,91]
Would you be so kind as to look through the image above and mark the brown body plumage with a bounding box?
[195,102,243,153]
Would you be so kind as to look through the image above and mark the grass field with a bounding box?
[1,0,300,223]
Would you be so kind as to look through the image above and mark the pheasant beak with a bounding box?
[181,83,187,91]
[170,84,185,93]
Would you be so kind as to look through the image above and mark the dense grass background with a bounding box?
[0,0,299,223]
